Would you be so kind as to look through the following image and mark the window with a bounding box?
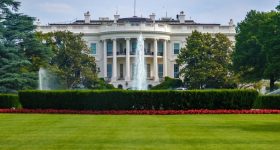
[131,41,137,53]
[158,64,163,78]
[147,64,151,78]
[174,43,180,54]
[148,43,151,50]
[90,43,97,54]
[174,64,179,78]
[119,43,124,54]
[145,43,151,54]
[107,64,112,78]
[120,64,124,79]
[107,41,113,55]
[119,43,123,51]
[158,42,163,55]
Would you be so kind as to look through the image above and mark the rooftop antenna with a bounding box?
[134,0,136,17]
[164,6,167,17]
[163,6,168,18]
[116,6,119,14]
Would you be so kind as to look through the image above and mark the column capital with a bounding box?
[111,38,117,41]
[125,38,131,41]
[154,38,158,41]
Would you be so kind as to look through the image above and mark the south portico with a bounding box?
[100,34,170,89]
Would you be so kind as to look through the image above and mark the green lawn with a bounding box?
[0,114,280,150]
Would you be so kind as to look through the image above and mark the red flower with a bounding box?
[0,109,280,115]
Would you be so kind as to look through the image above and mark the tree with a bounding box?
[0,0,52,93]
[176,31,235,89]
[36,31,100,89]
[233,7,280,91]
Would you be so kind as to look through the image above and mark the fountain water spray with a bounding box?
[132,34,147,90]
[38,68,50,90]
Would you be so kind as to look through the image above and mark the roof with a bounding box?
[48,16,220,26]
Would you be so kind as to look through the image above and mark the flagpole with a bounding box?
[134,0,136,16]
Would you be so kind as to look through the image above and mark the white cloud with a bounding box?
[39,2,74,14]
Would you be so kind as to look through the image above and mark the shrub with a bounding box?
[0,94,21,108]
[151,77,183,90]
[19,90,258,110]
[254,95,280,109]
[89,78,115,89]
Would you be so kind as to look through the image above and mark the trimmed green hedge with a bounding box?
[0,94,21,108]
[19,90,258,110]
[254,96,280,109]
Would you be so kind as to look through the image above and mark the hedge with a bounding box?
[0,94,21,108]
[18,90,258,110]
[254,95,280,109]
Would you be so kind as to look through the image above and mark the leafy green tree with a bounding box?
[233,6,280,91]
[36,31,101,89]
[0,0,51,93]
[177,31,235,89]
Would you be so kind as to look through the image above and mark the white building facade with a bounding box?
[37,11,236,89]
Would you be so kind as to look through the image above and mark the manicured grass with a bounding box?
[0,114,280,149]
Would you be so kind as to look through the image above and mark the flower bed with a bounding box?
[0,109,280,115]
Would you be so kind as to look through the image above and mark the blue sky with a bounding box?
[18,0,278,25]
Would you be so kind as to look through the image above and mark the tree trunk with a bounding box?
[270,76,276,92]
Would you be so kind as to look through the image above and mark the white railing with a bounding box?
[37,23,235,34]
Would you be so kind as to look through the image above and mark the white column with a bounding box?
[103,40,107,78]
[112,38,117,81]
[163,40,168,77]
[125,38,130,81]
[153,38,159,81]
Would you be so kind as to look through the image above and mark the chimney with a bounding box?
[114,14,120,23]
[84,11,91,24]
[150,13,156,23]
[35,19,41,26]
[229,19,234,26]
[178,11,185,24]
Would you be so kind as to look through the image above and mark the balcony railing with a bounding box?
[145,51,153,55]
[130,51,136,55]
[117,51,126,55]
[118,77,124,80]
[107,52,113,56]
[108,51,163,56]
[157,52,163,56]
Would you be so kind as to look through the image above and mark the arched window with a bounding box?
[118,84,123,89]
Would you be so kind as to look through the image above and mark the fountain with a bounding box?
[132,34,147,90]
[38,68,50,90]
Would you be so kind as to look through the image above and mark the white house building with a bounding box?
[36,11,236,89]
